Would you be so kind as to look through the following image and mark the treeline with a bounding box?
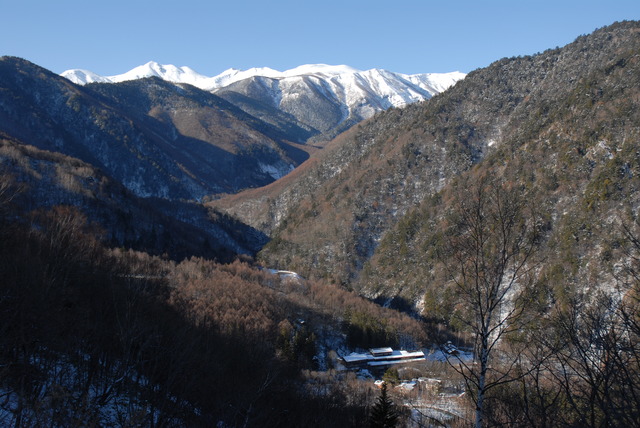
[0,176,425,426]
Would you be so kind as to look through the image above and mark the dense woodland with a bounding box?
[0,174,429,426]
[1,21,640,427]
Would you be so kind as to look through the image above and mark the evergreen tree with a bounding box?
[370,382,399,428]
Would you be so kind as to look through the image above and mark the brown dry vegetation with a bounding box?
[0,182,428,426]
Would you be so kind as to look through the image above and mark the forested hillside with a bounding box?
[250,21,640,294]
[0,181,428,426]
[361,21,640,306]
[0,131,268,259]
[236,22,640,426]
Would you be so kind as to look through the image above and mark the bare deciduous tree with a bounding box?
[438,174,539,428]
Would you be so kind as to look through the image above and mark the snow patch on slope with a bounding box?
[259,162,294,180]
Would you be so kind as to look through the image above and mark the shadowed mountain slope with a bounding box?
[0,131,267,260]
[0,57,307,201]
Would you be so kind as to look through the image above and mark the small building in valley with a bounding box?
[341,348,425,369]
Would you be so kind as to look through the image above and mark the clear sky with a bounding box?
[2,0,639,77]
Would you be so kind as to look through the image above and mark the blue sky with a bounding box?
[2,0,639,76]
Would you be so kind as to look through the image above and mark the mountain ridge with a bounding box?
[62,61,464,94]
[0,57,306,200]
[63,62,465,143]
[239,21,640,292]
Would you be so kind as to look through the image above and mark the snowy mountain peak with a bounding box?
[281,64,361,77]
[62,61,212,87]
[60,62,466,139]
[108,61,212,87]
[61,69,112,85]
[61,62,465,94]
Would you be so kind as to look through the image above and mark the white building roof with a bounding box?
[342,349,425,365]
[370,347,394,354]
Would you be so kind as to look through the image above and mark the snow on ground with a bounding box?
[424,346,474,364]
[0,349,193,427]
[259,161,294,181]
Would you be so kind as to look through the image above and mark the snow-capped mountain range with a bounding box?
[62,61,464,99]
[62,62,465,141]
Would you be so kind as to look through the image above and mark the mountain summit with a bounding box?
[62,63,465,142]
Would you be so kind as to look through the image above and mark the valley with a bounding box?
[1,20,640,427]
